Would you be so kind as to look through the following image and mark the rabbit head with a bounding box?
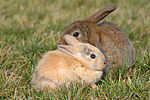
[58,35,106,71]
[58,5,116,54]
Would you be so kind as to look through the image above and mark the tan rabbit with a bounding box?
[58,5,134,72]
[31,35,106,91]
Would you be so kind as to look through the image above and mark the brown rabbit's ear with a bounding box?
[94,36,105,55]
[85,5,116,23]
[64,35,80,46]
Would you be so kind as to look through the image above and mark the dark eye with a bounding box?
[90,54,96,59]
[73,32,80,37]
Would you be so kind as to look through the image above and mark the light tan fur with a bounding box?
[58,5,134,72]
[31,35,106,91]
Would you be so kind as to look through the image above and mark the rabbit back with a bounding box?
[31,50,81,90]
[97,22,134,69]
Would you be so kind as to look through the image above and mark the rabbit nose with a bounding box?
[104,62,106,64]
[104,59,106,65]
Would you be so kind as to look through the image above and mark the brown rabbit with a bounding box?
[58,5,134,72]
[31,35,106,91]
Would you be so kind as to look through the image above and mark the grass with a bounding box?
[0,0,149,99]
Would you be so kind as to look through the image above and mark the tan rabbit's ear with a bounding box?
[85,5,116,23]
[58,45,78,57]
[64,35,80,46]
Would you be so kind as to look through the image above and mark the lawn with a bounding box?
[0,0,150,99]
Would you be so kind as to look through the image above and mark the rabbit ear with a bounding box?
[58,45,78,57]
[64,35,80,46]
[85,5,116,23]
[94,36,105,55]
[94,36,107,63]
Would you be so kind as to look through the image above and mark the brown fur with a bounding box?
[58,5,134,72]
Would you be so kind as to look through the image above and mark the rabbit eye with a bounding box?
[90,54,96,59]
[73,32,80,37]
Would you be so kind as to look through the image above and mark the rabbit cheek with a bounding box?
[91,58,105,70]
[91,59,102,71]
[59,40,67,45]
